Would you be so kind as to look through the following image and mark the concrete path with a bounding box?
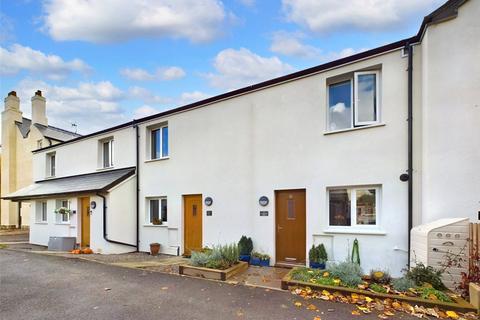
[0,229,28,243]
[0,249,417,320]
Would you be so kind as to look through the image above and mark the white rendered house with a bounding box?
[4,0,479,275]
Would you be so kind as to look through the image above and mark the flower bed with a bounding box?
[282,267,477,313]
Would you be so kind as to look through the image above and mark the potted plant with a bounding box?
[251,252,270,267]
[55,206,71,216]
[309,244,327,269]
[238,236,253,263]
[150,242,160,256]
[152,217,162,225]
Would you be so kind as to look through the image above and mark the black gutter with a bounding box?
[134,121,140,252]
[406,42,414,267]
[98,193,137,248]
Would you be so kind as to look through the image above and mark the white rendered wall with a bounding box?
[420,0,480,224]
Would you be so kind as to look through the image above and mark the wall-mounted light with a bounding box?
[259,196,269,207]
[90,201,97,209]
[204,197,213,206]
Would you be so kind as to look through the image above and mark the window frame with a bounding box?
[353,71,380,127]
[146,197,168,225]
[102,139,114,168]
[47,152,56,177]
[326,70,381,132]
[327,186,381,228]
[56,199,70,224]
[36,201,48,223]
[150,125,169,160]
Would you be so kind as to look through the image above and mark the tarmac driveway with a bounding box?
[0,249,417,320]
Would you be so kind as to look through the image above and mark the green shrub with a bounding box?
[329,261,363,288]
[370,269,392,285]
[309,245,319,263]
[308,244,328,263]
[406,262,446,290]
[290,267,320,282]
[238,236,253,256]
[370,283,388,294]
[418,287,452,302]
[392,277,416,292]
[252,252,270,261]
[190,243,239,270]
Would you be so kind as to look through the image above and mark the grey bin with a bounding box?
[48,237,76,251]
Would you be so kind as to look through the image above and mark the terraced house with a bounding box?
[4,0,479,275]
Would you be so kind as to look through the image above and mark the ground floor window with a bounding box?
[55,199,70,223]
[36,201,48,222]
[328,186,379,227]
[148,198,167,225]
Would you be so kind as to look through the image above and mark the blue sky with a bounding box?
[0,0,445,135]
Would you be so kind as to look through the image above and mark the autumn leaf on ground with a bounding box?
[313,316,322,320]
[161,287,168,290]
[294,301,302,307]
[307,304,317,311]
[351,310,361,316]
[445,311,459,319]
[378,314,388,319]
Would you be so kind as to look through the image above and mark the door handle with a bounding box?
[277,224,283,232]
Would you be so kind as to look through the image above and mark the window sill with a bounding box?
[145,157,170,163]
[35,222,48,225]
[323,227,386,235]
[44,175,56,179]
[324,123,385,135]
[54,222,71,226]
[143,224,168,228]
[96,166,115,171]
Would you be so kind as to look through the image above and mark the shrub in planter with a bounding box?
[406,262,446,290]
[329,261,363,288]
[190,243,239,270]
[238,236,253,262]
[392,276,416,292]
[370,269,392,285]
[251,252,270,267]
[309,244,328,269]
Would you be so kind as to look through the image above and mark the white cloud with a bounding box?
[282,0,443,33]
[128,86,171,104]
[0,44,91,80]
[179,91,212,105]
[15,79,127,133]
[133,105,160,118]
[120,66,185,81]
[42,0,227,43]
[270,31,320,59]
[207,48,294,90]
[0,13,14,42]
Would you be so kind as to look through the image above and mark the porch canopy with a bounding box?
[3,167,136,201]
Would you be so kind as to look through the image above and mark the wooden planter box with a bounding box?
[282,271,477,313]
[179,261,248,281]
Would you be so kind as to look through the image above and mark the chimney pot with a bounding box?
[8,91,17,97]
[35,90,42,97]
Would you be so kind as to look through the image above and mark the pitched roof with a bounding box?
[32,0,468,153]
[2,167,136,201]
[15,117,81,141]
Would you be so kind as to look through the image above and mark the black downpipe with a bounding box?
[406,43,414,267]
[17,202,22,229]
[98,193,137,248]
[134,122,140,251]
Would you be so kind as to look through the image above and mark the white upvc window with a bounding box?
[327,70,381,131]
[328,186,380,227]
[56,199,70,223]
[147,197,167,225]
[36,201,48,223]
[46,152,56,177]
[102,139,114,168]
[354,71,380,127]
[150,125,169,160]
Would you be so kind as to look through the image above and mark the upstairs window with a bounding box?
[47,152,56,177]
[148,198,167,225]
[327,71,380,131]
[102,139,114,168]
[151,125,168,160]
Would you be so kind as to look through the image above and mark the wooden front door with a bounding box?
[80,197,90,247]
[275,189,306,264]
[184,195,203,255]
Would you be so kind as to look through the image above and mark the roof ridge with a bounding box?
[22,117,82,137]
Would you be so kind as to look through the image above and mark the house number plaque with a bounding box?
[260,211,268,217]
[206,210,213,216]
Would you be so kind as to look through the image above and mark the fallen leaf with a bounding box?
[378,314,388,319]
[351,310,361,316]
[104,288,111,291]
[307,304,317,311]
[294,301,303,307]
[445,311,459,319]
[313,316,322,320]
[161,287,168,290]
[365,296,373,303]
